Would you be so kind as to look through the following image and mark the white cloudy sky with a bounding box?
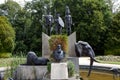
[0,0,32,7]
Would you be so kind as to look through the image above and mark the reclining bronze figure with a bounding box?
[75,41,98,76]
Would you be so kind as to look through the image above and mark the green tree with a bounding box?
[0,0,113,55]
[13,9,31,54]
[0,0,43,55]
[32,0,112,55]
[104,0,120,13]
[105,12,120,55]
[53,0,112,54]
[112,12,120,44]
[0,0,30,54]
[21,0,45,55]
[0,0,21,24]
[0,16,15,54]
[75,0,112,52]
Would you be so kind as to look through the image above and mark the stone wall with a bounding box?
[14,65,47,80]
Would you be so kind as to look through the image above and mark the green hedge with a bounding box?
[105,48,120,55]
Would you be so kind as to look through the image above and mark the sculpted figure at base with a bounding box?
[0,73,4,80]
[110,67,120,79]
[27,51,49,65]
[65,6,72,35]
[53,44,65,62]
[75,41,98,76]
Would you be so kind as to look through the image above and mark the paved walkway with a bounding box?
[79,57,120,69]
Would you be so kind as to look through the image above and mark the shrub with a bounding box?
[49,35,68,53]
[105,48,120,55]
[0,16,15,56]
[47,62,51,73]
[67,61,75,77]
[4,56,26,79]
[0,52,12,58]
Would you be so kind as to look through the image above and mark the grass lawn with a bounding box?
[98,60,120,65]
[0,56,26,79]
[0,57,26,67]
[96,55,120,65]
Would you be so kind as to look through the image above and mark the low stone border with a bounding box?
[0,67,10,72]
[79,65,120,74]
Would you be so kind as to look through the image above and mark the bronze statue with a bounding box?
[53,44,65,62]
[26,51,49,65]
[55,13,64,34]
[110,67,120,79]
[65,6,72,35]
[44,12,54,36]
[75,41,98,76]
[0,73,4,80]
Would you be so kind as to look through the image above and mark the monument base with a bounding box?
[50,62,81,80]
[14,65,47,80]
[51,62,68,80]
[14,64,80,80]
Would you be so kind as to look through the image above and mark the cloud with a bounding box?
[0,0,32,7]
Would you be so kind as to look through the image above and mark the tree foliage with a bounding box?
[13,9,31,53]
[22,0,43,55]
[105,12,120,49]
[0,0,21,23]
[0,16,15,53]
[0,0,118,55]
[52,0,112,54]
[75,0,112,52]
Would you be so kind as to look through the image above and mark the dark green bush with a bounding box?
[0,16,15,53]
[105,48,120,55]
[47,62,51,73]
[67,61,75,77]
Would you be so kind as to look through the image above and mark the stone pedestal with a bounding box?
[68,32,76,57]
[42,32,51,58]
[51,63,68,80]
[14,65,47,80]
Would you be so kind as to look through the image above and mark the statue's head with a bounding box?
[28,51,36,56]
[48,12,51,15]
[57,44,62,50]
[65,6,70,14]
[78,41,88,46]
[57,13,60,17]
